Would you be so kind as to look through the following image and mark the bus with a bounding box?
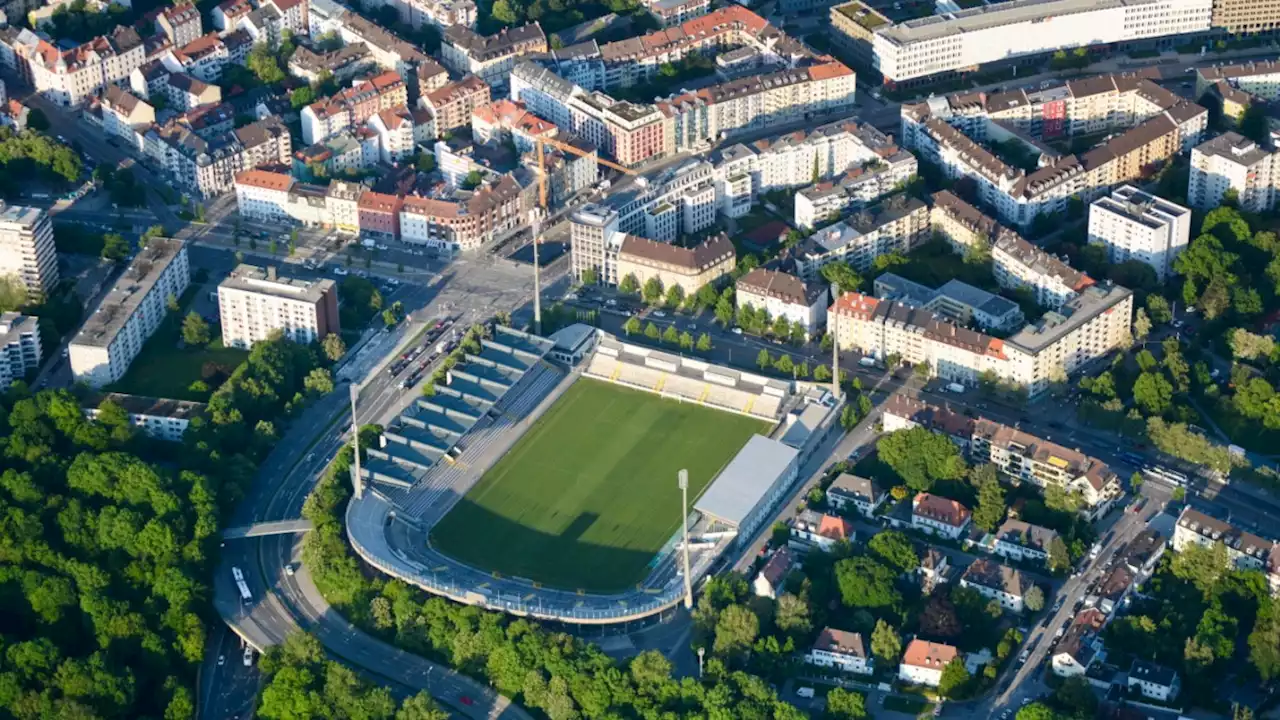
[231,566,244,583]
[236,579,252,602]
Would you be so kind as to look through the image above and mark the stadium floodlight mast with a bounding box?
[678,469,693,610]
[350,383,363,500]
[831,308,841,401]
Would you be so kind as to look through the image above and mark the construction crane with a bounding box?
[528,134,637,334]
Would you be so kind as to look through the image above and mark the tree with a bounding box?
[825,688,868,720]
[771,315,791,339]
[1047,537,1071,573]
[619,274,639,295]
[0,274,26,312]
[1054,676,1097,719]
[1230,328,1274,361]
[972,471,1006,532]
[757,349,772,370]
[775,593,811,637]
[1017,703,1064,720]
[1249,603,1280,681]
[814,365,831,382]
[870,619,901,663]
[868,531,918,573]
[1133,371,1173,416]
[290,85,316,109]
[644,322,659,340]
[919,595,962,638]
[876,427,967,492]
[303,367,334,395]
[679,331,694,350]
[247,43,285,84]
[715,289,735,326]
[101,232,129,261]
[322,333,346,362]
[1133,308,1151,341]
[624,316,641,335]
[1024,584,1044,611]
[642,277,664,305]
[712,604,759,660]
[581,267,598,286]
[182,312,210,346]
[834,557,899,609]
[463,170,484,189]
[696,333,711,352]
[1146,294,1172,324]
[662,324,678,344]
[938,657,970,698]
[821,261,863,293]
[665,285,685,308]
[775,354,794,375]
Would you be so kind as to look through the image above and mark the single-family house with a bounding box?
[826,473,885,518]
[912,493,971,540]
[1128,660,1180,702]
[959,557,1027,613]
[753,545,793,599]
[805,627,872,675]
[898,639,958,688]
[1051,608,1106,678]
[790,510,854,552]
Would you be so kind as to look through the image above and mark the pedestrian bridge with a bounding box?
[222,520,314,539]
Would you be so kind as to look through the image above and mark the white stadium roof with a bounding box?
[694,435,798,527]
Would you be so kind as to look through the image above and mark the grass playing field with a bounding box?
[430,378,770,592]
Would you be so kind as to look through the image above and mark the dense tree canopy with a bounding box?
[877,427,967,492]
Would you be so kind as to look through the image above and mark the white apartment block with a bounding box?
[794,156,918,229]
[0,202,59,300]
[870,0,1212,85]
[1172,506,1272,572]
[992,232,1094,310]
[793,196,930,279]
[441,23,546,93]
[69,240,190,388]
[1188,131,1279,213]
[218,264,340,348]
[1088,185,1191,282]
[833,284,1133,397]
[805,628,872,675]
[0,312,40,388]
[736,268,829,338]
[1,26,146,107]
[899,640,958,688]
[959,557,1027,613]
[234,170,365,234]
[1195,60,1280,104]
[84,393,205,442]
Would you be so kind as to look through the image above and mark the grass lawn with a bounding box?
[108,290,248,401]
[883,695,933,716]
[430,378,770,592]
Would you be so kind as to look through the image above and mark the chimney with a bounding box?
[267,266,277,281]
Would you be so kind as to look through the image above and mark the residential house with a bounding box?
[1089,565,1135,617]
[959,557,1027,613]
[1173,506,1273,571]
[911,492,971,540]
[826,473,885,518]
[753,545,793,599]
[898,639,958,688]
[790,510,854,553]
[918,547,951,593]
[735,268,829,339]
[805,628,872,675]
[1051,608,1106,678]
[993,519,1059,566]
[1128,661,1180,702]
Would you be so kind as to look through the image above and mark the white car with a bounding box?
[218,655,225,666]
[243,648,254,667]
[284,564,295,576]
[653,310,667,318]
[333,267,349,276]
[731,327,743,335]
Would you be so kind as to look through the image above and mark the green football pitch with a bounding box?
[430,378,771,592]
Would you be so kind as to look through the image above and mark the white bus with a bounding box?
[1143,464,1189,487]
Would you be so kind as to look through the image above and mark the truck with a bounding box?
[946,382,966,393]
[859,356,876,367]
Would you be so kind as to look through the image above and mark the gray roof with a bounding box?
[1130,660,1178,688]
[219,264,335,302]
[936,279,1021,319]
[878,0,1175,46]
[695,435,798,527]
[72,239,186,348]
[874,271,938,307]
[1005,284,1131,355]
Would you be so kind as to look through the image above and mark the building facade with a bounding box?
[1088,185,1191,282]
[736,269,828,339]
[0,202,59,300]
[218,264,340,348]
[0,312,40,388]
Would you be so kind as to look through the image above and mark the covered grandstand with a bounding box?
[694,435,802,546]
[585,335,790,420]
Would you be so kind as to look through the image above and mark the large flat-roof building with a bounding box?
[218,264,340,349]
[0,202,58,300]
[695,434,800,544]
[0,312,40,388]
[83,392,206,441]
[1189,131,1279,213]
[870,0,1211,86]
[1088,185,1191,282]
[69,239,190,388]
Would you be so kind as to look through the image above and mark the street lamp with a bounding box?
[679,469,693,610]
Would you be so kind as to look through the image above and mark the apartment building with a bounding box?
[647,0,710,28]
[398,174,528,252]
[829,1,891,72]
[236,168,359,231]
[471,99,558,152]
[568,91,668,168]
[157,1,203,48]
[1209,0,1280,35]
[2,25,146,107]
[1188,131,1279,213]
[869,0,1212,86]
[930,190,1003,253]
[971,417,1122,516]
[1088,185,1191,281]
[794,155,918,228]
[441,23,546,93]
[793,196,930,278]
[900,75,1206,229]
[994,519,1060,564]
[736,268,829,339]
[289,43,373,85]
[301,70,408,145]
[615,233,735,299]
[1196,59,1280,103]
[147,115,292,198]
[423,75,492,134]
[69,239,190,388]
[83,393,205,441]
[0,312,40,388]
[899,640,958,688]
[311,7,450,88]
[833,282,1132,396]
[873,272,1025,333]
[1173,506,1272,571]
[0,202,59,300]
[168,32,241,84]
[960,557,1028,612]
[992,232,1095,310]
[219,264,340,348]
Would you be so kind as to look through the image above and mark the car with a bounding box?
[333,267,349,276]
[605,299,618,306]
[653,310,667,318]
[284,564,296,576]
[218,655,226,666]
[731,327,743,335]
[459,696,474,706]
[243,648,254,667]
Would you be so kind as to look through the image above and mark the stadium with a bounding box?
[346,325,840,623]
